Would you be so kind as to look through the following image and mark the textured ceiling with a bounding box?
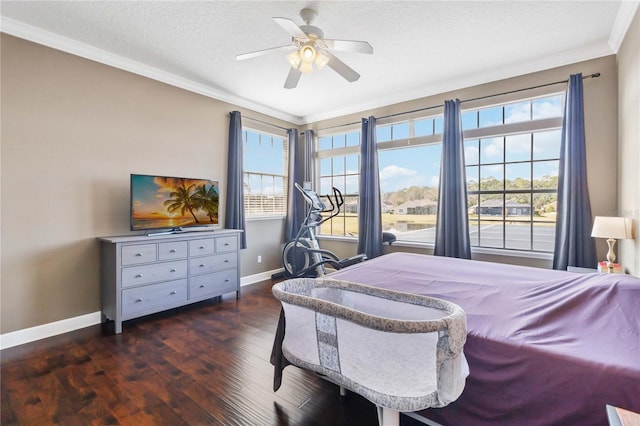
[0,1,634,124]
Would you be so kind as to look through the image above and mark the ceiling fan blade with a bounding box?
[236,45,294,61]
[273,17,308,39]
[323,39,373,55]
[284,67,302,89]
[326,52,360,83]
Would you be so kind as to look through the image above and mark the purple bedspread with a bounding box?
[329,252,640,426]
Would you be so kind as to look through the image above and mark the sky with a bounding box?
[244,93,564,196]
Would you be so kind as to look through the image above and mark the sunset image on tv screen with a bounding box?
[131,175,219,230]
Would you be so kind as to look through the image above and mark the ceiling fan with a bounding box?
[235,8,373,89]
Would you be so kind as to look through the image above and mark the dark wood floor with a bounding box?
[1,281,425,425]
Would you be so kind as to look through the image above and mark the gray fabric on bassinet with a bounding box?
[272,278,469,412]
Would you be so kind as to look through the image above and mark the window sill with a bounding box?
[316,235,553,260]
[471,246,553,260]
[246,215,285,222]
[316,235,357,243]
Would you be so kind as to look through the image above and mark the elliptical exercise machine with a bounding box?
[282,183,367,278]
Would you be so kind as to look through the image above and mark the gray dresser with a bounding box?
[98,229,242,333]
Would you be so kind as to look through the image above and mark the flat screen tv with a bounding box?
[130,174,220,232]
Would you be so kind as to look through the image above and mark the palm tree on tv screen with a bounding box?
[193,184,219,223]
[163,183,200,224]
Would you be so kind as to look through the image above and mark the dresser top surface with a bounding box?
[98,229,242,244]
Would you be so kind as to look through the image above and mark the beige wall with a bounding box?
[617,9,640,276]
[309,55,619,269]
[0,34,293,334]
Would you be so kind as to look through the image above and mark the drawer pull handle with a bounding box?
[199,284,205,288]
[170,291,177,295]
[135,298,143,303]
[224,279,230,282]
[224,243,230,246]
[199,264,205,268]
[170,268,176,272]
[224,260,229,263]
[135,274,143,278]
[135,253,143,257]
[170,249,177,253]
[199,246,205,250]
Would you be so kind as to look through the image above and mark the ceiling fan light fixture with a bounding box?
[315,49,330,69]
[298,60,314,73]
[286,50,301,68]
[237,9,372,88]
[300,43,316,62]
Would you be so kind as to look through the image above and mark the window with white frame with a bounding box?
[317,131,360,236]
[315,92,564,254]
[242,128,288,216]
[376,117,444,244]
[464,93,564,252]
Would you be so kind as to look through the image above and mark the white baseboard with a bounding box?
[0,311,102,350]
[240,268,283,287]
[0,271,283,350]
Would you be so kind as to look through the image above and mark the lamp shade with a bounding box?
[591,216,632,239]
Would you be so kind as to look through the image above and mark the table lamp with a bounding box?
[591,216,632,272]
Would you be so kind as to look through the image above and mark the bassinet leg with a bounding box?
[376,406,400,426]
[339,386,347,397]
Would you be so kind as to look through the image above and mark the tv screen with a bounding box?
[130,174,220,232]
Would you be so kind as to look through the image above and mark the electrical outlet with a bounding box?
[257,255,262,264]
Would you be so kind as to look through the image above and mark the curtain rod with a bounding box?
[315,72,600,132]
[242,114,290,131]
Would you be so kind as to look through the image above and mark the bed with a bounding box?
[272,252,640,426]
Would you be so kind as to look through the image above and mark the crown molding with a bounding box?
[303,41,614,124]
[0,17,304,125]
[609,1,640,52]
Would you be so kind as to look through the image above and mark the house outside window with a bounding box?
[242,128,288,217]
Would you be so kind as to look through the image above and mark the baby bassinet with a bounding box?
[272,278,469,426]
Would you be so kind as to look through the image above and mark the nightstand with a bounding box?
[606,404,640,426]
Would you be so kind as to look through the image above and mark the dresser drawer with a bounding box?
[189,238,215,256]
[122,260,188,288]
[189,270,238,300]
[216,236,238,253]
[158,241,188,260]
[122,279,188,318]
[121,244,156,265]
[189,253,237,275]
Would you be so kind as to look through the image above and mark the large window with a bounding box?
[464,94,563,252]
[377,118,443,244]
[242,128,287,216]
[315,92,563,254]
[317,132,360,236]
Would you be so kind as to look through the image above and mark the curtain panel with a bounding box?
[225,111,247,249]
[285,129,305,241]
[303,130,315,185]
[552,74,597,270]
[434,99,471,259]
[357,117,383,259]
